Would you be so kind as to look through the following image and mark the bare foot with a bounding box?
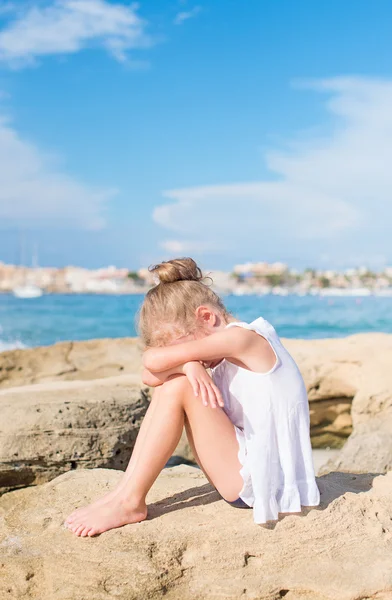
[65,495,147,536]
[65,472,135,525]
[65,487,122,525]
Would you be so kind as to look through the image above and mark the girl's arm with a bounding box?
[142,365,186,387]
[143,325,276,374]
[142,362,224,408]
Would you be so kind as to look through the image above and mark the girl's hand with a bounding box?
[183,361,224,409]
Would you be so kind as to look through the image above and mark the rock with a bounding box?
[0,464,391,600]
[284,335,363,449]
[0,375,149,494]
[312,448,340,473]
[0,337,143,389]
[2,332,392,473]
[286,334,390,450]
[312,334,392,475]
[0,333,376,449]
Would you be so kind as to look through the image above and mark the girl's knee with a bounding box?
[154,374,192,398]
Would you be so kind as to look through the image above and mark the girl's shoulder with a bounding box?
[225,316,277,338]
[211,316,280,377]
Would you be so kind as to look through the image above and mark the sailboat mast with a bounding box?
[32,243,38,269]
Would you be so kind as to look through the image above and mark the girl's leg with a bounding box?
[124,376,243,503]
[66,393,160,521]
[183,416,213,484]
[65,375,243,537]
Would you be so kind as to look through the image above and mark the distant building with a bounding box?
[385,267,392,278]
[137,268,156,285]
[233,261,288,277]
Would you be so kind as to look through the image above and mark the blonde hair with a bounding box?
[137,257,231,348]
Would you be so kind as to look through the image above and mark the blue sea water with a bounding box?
[0,293,391,350]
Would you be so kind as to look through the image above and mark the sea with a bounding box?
[1,293,392,351]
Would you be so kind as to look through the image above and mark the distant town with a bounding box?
[1,261,392,297]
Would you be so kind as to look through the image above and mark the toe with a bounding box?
[88,528,97,537]
[66,510,80,523]
[80,527,89,537]
[75,524,85,536]
[71,522,82,533]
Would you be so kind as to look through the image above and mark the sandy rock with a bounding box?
[0,337,143,389]
[312,335,392,475]
[284,336,364,449]
[312,448,340,473]
[2,332,392,472]
[0,375,149,494]
[0,333,376,449]
[0,464,391,600]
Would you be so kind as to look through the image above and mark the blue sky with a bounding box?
[0,0,391,271]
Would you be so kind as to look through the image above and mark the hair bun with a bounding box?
[149,257,204,284]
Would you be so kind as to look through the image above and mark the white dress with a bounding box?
[210,316,320,524]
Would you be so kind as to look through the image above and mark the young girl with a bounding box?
[65,258,320,536]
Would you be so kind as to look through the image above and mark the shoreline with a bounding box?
[2,288,392,297]
[1,328,391,354]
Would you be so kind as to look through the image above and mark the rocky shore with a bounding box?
[1,333,392,599]
[2,465,392,600]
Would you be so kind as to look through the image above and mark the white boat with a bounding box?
[12,239,43,299]
[13,284,43,298]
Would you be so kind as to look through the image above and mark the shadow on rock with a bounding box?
[147,483,220,519]
[316,470,381,508]
[147,471,382,524]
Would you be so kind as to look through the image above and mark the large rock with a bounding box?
[285,335,362,449]
[306,334,392,475]
[1,465,391,600]
[2,332,392,471]
[0,375,149,494]
[0,338,142,389]
[0,332,380,448]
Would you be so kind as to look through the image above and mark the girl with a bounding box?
[65,258,320,536]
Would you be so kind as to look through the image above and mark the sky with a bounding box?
[0,0,391,272]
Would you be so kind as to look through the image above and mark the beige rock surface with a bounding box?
[0,375,149,494]
[0,337,143,389]
[308,334,392,475]
[0,333,350,457]
[0,332,374,448]
[1,464,391,600]
[2,332,392,474]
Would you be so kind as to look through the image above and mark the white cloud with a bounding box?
[0,113,116,230]
[154,77,392,267]
[0,0,151,67]
[161,239,217,254]
[174,6,201,25]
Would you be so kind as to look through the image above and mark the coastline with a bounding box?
[3,331,390,461]
[1,260,392,297]
[1,287,392,297]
